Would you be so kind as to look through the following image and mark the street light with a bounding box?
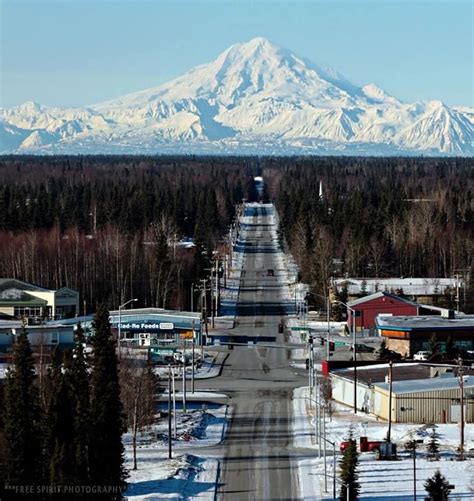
[333,300,358,413]
[306,291,331,360]
[118,298,138,358]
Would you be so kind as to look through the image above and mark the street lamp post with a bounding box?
[118,298,138,358]
[333,300,358,413]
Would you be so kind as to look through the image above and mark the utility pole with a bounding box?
[351,308,357,413]
[215,258,219,326]
[413,440,417,501]
[323,405,327,493]
[168,364,172,459]
[326,295,331,360]
[182,339,187,413]
[458,357,465,460]
[309,336,314,398]
[387,360,393,443]
[191,320,195,394]
[332,441,337,499]
[171,367,177,438]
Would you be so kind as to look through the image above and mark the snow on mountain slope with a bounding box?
[0,37,472,155]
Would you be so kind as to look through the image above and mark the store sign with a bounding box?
[118,322,174,331]
[180,330,194,339]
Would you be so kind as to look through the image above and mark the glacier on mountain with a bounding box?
[1,37,472,155]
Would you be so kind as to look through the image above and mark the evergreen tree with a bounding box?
[89,305,127,499]
[332,285,348,321]
[47,350,77,488]
[69,324,91,486]
[339,426,360,500]
[3,326,43,496]
[424,470,451,500]
[427,427,440,461]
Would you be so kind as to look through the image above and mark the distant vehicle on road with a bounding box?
[267,269,274,276]
[413,350,430,361]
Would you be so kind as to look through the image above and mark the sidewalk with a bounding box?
[293,386,334,501]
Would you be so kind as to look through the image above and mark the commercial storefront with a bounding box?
[375,314,474,358]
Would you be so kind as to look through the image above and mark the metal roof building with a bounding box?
[376,314,474,357]
[331,362,474,423]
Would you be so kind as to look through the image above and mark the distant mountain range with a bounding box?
[1,37,472,155]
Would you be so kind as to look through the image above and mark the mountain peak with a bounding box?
[1,38,472,155]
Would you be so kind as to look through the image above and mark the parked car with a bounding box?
[413,351,430,361]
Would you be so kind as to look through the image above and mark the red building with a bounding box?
[347,292,418,331]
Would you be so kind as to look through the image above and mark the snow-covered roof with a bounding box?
[376,377,474,394]
[376,314,474,331]
[333,277,460,296]
[348,291,418,308]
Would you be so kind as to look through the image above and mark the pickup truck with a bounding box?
[340,436,383,453]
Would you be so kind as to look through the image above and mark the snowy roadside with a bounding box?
[124,454,219,501]
[124,402,230,451]
[123,403,231,500]
[293,385,474,500]
[154,352,227,380]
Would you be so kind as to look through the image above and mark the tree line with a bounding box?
[0,155,259,312]
[262,156,474,311]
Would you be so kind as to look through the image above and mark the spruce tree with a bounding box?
[339,426,360,501]
[3,326,43,495]
[69,324,91,486]
[427,427,440,461]
[89,305,126,499]
[424,470,451,500]
[47,350,77,488]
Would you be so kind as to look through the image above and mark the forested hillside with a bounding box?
[0,156,258,311]
[263,157,473,310]
[1,155,473,313]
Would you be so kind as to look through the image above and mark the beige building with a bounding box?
[330,363,473,423]
[0,278,79,320]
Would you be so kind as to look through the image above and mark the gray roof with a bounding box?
[376,376,474,394]
[376,314,474,331]
[0,278,49,305]
[0,278,49,293]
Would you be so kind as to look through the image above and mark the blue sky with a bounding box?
[1,0,472,107]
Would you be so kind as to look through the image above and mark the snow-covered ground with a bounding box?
[124,454,219,501]
[293,385,474,500]
[123,403,230,500]
[153,352,225,380]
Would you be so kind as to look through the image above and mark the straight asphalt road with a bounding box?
[201,204,309,501]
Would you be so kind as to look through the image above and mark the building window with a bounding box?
[14,307,43,318]
[51,332,59,344]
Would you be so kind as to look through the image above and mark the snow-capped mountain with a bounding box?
[1,37,472,155]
